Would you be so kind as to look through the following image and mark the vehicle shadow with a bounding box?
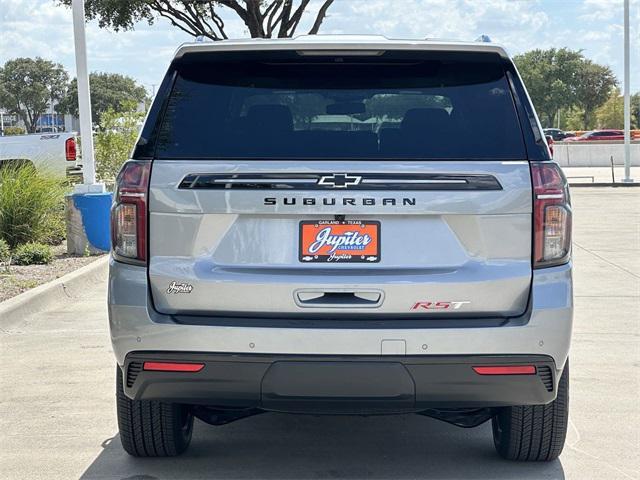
[80,413,565,480]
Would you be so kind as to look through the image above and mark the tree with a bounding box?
[632,93,640,129]
[514,48,617,129]
[60,0,335,40]
[94,101,146,182]
[561,106,587,131]
[595,90,624,129]
[514,48,583,127]
[57,72,147,125]
[574,61,617,128]
[595,89,639,130]
[0,58,69,133]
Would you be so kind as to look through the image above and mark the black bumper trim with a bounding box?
[123,353,558,414]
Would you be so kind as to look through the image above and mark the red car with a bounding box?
[565,130,625,141]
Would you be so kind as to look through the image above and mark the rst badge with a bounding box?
[299,220,380,263]
[411,301,470,311]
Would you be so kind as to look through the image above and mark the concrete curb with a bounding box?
[0,255,109,327]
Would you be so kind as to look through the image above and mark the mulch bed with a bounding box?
[0,242,105,303]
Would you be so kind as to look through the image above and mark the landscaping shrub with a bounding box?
[0,163,67,248]
[94,102,145,183]
[0,239,10,264]
[12,242,54,265]
[3,126,26,136]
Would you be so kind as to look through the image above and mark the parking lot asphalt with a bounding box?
[1,188,638,480]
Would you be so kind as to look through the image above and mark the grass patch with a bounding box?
[0,164,67,248]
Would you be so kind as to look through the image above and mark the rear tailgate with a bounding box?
[144,48,534,319]
[148,160,532,317]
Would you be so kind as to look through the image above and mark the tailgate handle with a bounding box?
[295,290,383,308]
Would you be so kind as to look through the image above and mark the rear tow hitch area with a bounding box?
[191,405,497,428]
[192,406,264,426]
[418,408,498,428]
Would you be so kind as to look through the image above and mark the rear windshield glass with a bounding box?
[155,51,525,160]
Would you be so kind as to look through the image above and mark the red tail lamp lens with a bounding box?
[111,161,150,264]
[532,162,572,268]
[65,137,77,161]
[473,365,536,375]
[143,362,205,372]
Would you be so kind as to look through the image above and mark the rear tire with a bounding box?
[116,366,193,457]
[492,360,569,461]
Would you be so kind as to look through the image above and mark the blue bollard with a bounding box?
[66,192,113,253]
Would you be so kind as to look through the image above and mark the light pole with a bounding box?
[622,0,633,182]
[72,0,101,190]
[67,0,111,256]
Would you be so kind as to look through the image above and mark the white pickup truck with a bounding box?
[0,132,82,178]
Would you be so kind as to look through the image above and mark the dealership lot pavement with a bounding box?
[1,188,638,480]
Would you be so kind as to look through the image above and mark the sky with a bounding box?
[1,0,639,95]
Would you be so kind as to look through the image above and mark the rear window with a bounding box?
[154,51,525,160]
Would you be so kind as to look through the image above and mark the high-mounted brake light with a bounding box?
[143,362,205,372]
[65,137,77,161]
[473,365,536,375]
[532,162,572,268]
[111,161,150,264]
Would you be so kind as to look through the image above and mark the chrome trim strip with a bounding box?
[178,173,502,191]
[217,178,311,184]
[362,179,467,184]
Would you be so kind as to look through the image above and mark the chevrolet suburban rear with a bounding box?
[108,36,572,461]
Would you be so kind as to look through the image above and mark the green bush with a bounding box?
[0,163,67,248]
[94,102,145,183]
[3,126,26,136]
[0,239,10,264]
[40,203,67,245]
[12,242,54,265]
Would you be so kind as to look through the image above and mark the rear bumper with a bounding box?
[108,258,573,369]
[122,353,558,412]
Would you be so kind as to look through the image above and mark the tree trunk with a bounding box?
[20,111,37,133]
[244,1,265,38]
[583,109,592,130]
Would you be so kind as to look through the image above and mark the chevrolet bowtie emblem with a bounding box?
[317,173,362,188]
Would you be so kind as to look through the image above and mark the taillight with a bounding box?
[532,162,571,268]
[65,137,77,161]
[111,161,150,265]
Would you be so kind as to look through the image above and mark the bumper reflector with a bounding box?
[143,362,205,372]
[472,365,536,375]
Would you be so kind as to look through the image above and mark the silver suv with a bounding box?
[109,36,572,461]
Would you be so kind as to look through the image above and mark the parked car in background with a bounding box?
[565,129,625,141]
[543,128,571,141]
[0,132,81,178]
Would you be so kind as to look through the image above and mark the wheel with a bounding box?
[492,360,569,461]
[116,366,194,457]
